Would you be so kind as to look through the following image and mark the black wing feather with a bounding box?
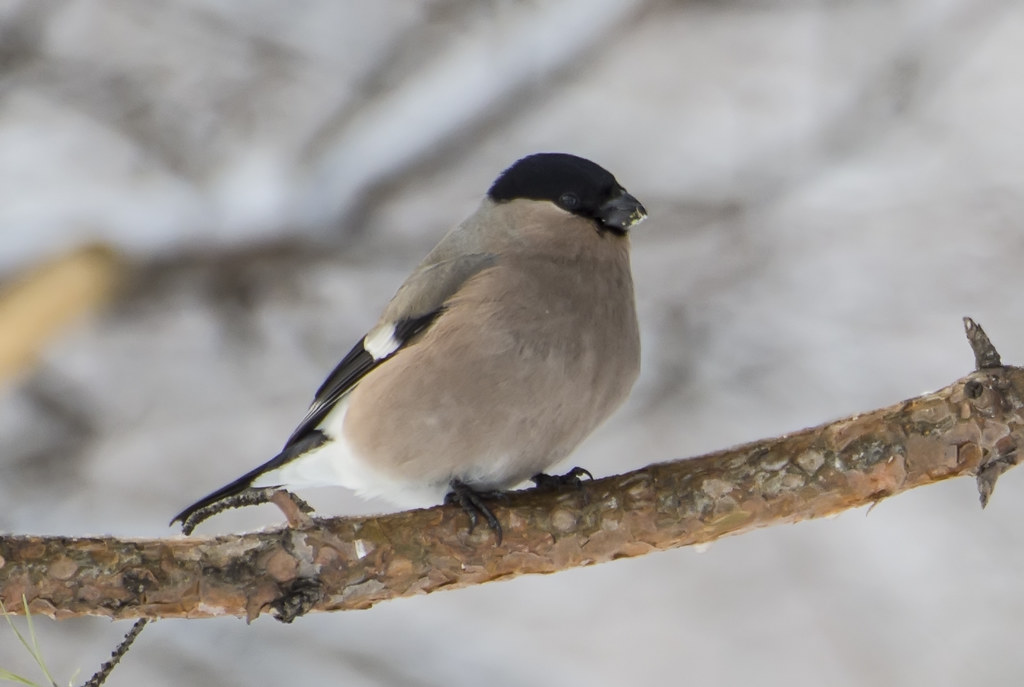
[168,303,448,528]
[170,309,445,527]
[285,309,442,447]
[282,341,376,447]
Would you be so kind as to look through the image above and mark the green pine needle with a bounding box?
[0,596,60,687]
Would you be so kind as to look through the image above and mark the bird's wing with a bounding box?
[282,251,497,448]
[170,252,497,527]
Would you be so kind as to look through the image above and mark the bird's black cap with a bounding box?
[488,153,646,233]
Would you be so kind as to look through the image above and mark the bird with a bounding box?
[171,152,646,542]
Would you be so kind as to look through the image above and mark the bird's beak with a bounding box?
[597,191,647,231]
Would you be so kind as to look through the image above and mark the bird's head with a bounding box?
[488,153,647,235]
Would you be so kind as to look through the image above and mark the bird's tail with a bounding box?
[169,430,327,527]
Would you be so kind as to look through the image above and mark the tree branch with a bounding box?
[0,243,122,384]
[1,319,1020,623]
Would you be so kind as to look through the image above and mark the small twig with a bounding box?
[964,316,1002,370]
[961,317,1021,506]
[80,619,149,687]
[977,449,1019,508]
[269,490,315,529]
[180,487,313,535]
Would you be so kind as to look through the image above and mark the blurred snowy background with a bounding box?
[2,0,1024,685]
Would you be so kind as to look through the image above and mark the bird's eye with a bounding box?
[558,193,580,210]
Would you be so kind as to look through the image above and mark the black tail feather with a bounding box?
[169,430,328,527]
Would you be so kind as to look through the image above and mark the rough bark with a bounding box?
[1,319,1020,623]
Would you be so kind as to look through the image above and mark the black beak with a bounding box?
[596,191,647,232]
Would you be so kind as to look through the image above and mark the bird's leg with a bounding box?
[531,466,593,491]
[445,479,505,544]
[179,487,313,535]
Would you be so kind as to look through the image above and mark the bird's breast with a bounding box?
[341,247,639,495]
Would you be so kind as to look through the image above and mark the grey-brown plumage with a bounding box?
[172,153,646,534]
[346,198,640,496]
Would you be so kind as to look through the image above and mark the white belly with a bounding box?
[252,397,446,507]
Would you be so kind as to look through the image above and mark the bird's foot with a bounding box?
[531,466,593,491]
[178,487,314,535]
[445,479,506,544]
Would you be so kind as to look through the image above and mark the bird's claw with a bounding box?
[445,479,504,544]
[531,466,593,491]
